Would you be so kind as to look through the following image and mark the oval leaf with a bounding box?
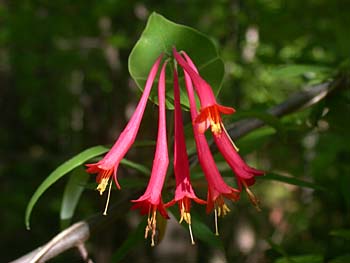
[25,145,109,229]
[128,12,224,109]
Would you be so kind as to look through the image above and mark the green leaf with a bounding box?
[112,218,147,262]
[60,167,89,229]
[270,64,331,78]
[120,159,150,176]
[25,145,109,230]
[330,229,350,240]
[236,127,276,154]
[128,12,224,109]
[274,254,323,263]
[260,172,326,191]
[229,111,286,136]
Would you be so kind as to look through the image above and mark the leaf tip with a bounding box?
[25,220,31,230]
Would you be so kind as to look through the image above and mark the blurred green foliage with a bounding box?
[1,0,349,262]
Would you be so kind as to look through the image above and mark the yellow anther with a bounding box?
[179,202,192,225]
[218,203,230,217]
[178,201,196,244]
[145,209,157,247]
[210,122,222,134]
[97,178,109,195]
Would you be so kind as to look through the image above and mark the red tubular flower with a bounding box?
[173,48,235,134]
[178,50,265,210]
[165,66,206,244]
[213,128,264,210]
[183,62,240,236]
[86,55,163,198]
[131,61,169,247]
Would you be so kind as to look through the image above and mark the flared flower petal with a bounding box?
[213,127,264,209]
[173,48,235,134]
[131,61,169,246]
[176,49,264,210]
[165,66,206,244]
[183,60,240,235]
[86,54,163,194]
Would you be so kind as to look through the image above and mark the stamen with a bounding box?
[208,107,222,134]
[243,181,261,212]
[214,208,219,236]
[144,207,157,247]
[150,210,157,247]
[179,201,195,244]
[188,223,195,245]
[218,203,231,217]
[97,177,109,195]
[103,179,113,215]
[145,207,152,239]
[211,122,222,134]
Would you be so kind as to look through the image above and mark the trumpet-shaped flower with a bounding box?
[173,48,235,134]
[86,55,163,198]
[178,49,264,210]
[183,63,240,235]
[131,61,169,247]
[165,67,206,244]
[213,128,264,209]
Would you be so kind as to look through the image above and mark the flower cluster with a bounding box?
[86,49,264,246]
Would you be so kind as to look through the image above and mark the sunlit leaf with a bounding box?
[25,145,109,230]
[129,12,224,109]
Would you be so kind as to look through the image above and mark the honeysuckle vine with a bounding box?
[18,77,337,262]
[86,50,264,245]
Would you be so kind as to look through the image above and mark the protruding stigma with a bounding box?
[214,208,219,236]
[179,202,195,245]
[103,179,113,215]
